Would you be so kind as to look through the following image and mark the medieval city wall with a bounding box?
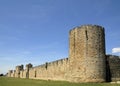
[20,70,27,78]
[106,55,120,82]
[29,58,69,81]
[8,58,69,81]
[11,72,15,77]
[7,70,13,77]
[7,25,120,83]
[20,70,23,78]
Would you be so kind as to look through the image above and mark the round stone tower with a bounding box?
[69,25,106,82]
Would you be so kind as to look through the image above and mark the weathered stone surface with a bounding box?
[106,55,120,82]
[29,58,69,80]
[69,25,106,82]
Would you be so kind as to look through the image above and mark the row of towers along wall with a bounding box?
[7,25,118,83]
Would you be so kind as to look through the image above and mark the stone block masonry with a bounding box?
[7,25,120,83]
[29,58,69,80]
[106,55,120,82]
[69,25,106,82]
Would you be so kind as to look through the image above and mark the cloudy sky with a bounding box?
[0,0,120,74]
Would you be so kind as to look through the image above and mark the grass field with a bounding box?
[0,77,120,86]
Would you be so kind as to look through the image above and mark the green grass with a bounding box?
[0,77,120,86]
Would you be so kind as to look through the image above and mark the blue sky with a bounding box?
[0,0,120,74]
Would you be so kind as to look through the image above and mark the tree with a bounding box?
[0,74,4,76]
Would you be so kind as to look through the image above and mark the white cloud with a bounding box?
[112,48,120,53]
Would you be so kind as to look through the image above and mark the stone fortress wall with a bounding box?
[7,25,120,83]
[106,55,120,82]
[8,58,69,81]
[29,58,69,80]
